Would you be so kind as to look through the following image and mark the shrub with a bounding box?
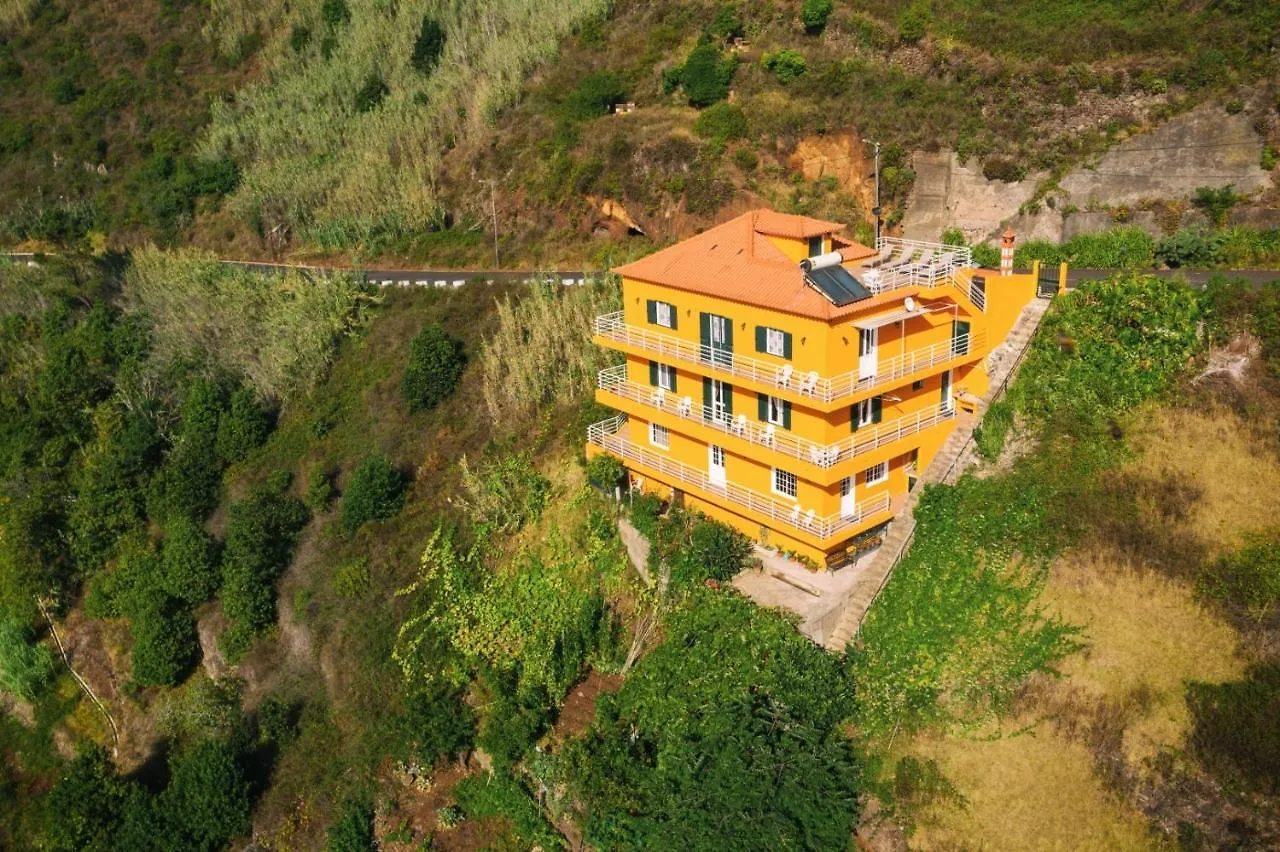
[761,49,807,84]
[1156,227,1225,268]
[732,146,758,171]
[47,75,83,105]
[321,0,350,28]
[341,454,406,534]
[678,41,736,107]
[400,680,475,763]
[972,243,1001,268]
[401,324,466,413]
[333,558,371,599]
[289,25,311,53]
[453,773,562,849]
[1191,184,1240,227]
[629,493,663,539]
[160,515,219,605]
[692,102,748,142]
[130,586,198,687]
[709,5,744,39]
[801,0,834,34]
[0,617,53,700]
[44,745,131,852]
[476,695,549,772]
[564,71,628,121]
[1263,145,1278,172]
[326,798,375,852]
[159,740,252,850]
[305,465,333,512]
[457,452,550,533]
[898,4,931,42]
[982,156,1025,183]
[0,118,33,153]
[586,453,625,490]
[411,17,446,75]
[216,387,270,464]
[354,74,389,113]
[680,518,753,583]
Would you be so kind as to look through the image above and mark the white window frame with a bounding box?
[863,461,888,486]
[765,327,786,357]
[766,395,786,426]
[772,467,797,500]
[656,363,675,391]
[655,301,673,329]
[649,422,670,449]
[852,399,873,428]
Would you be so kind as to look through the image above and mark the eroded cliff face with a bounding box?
[903,103,1276,244]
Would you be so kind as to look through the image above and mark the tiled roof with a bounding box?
[614,210,878,321]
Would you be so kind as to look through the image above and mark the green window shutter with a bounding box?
[724,383,733,416]
[755,325,767,353]
[723,318,733,352]
[667,303,678,330]
[699,313,711,354]
[871,396,883,424]
[702,376,712,418]
[850,403,860,432]
[782,331,793,359]
[668,369,677,393]
[782,400,792,429]
[646,300,657,324]
[649,361,658,386]
[758,393,768,421]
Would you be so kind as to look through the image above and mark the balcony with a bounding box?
[587,416,892,544]
[597,366,956,470]
[861,237,985,311]
[594,312,985,407]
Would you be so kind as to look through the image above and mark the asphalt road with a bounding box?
[6,253,1278,289]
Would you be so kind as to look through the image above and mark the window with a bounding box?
[766,395,787,426]
[655,301,673,328]
[649,422,669,449]
[656,363,675,391]
[863,461,888,486]
[755,325,792,359]
[858,328,877,357]
[808,235,824,257]
[912,379,925,391]
[850,396,881,431]
[772,467,797,499]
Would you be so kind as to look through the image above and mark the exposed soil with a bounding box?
[375,761,506,852]
[547,670,623,748]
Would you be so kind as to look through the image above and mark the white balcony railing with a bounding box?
[867,237,985,311]
[594,312,985,405]
[597,366,956,470]
[587,416,892,541]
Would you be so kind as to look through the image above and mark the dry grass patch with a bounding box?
[906,724,1159,852]
[1126,406,1280,555]
[1042,549,1244,765]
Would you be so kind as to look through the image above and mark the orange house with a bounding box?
[586,210,1037,567]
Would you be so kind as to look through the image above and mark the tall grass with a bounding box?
[478,275,620,424]
[123,248,376,401]
[201,0,608,246]
[0,0,34,28]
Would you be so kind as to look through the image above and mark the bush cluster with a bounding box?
[340,454,406,535]
[692,102,748,142]
[762,49,807,84]
[401,323,466,413]
[666,40,736,108]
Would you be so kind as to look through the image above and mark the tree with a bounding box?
[159,740,252,851]
[801,0,834,34]
[354,73,389,113]
[564,71,628,121]
[401,324,466,412]
[161,514,219,604]
[44,745,130,852]
[215,387,270,464]
[341,454,406,534]
[411,17,446,75]
[678,41,736,108]
[130,585,198,687]
[568,590,861,849]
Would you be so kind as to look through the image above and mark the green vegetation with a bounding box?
[1187,664,1280,796]
[1014,226,1155,269]
[692,102,748,142]
[1198,529,1279,622]
[0,617,53,699]
[666,38,736,107]
[453,773,562,849]
[401,323,466,413]
[326,798,375,851]
[410,17,446,76]
[762,48,807,84]
[568,589,861,849]
[801,0,834,34]
[340,454,405,536]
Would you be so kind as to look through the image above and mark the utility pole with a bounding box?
[866,139,882,247]
[477,178,499,268]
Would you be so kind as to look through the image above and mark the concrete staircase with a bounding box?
[822,296,1051,652]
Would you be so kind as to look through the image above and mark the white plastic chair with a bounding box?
[651,389,665,407]
[778,364,793,388]
[790,505,801,525]
[763,425,776,446]
[804,509,815,528]
[679,396,692,416]
[805,371,819,395]
[734,414,747,435]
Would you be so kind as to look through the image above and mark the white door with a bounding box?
[858,328,878,380]
[940,369,953,412]
[840,476,856,518]
[708,444,726,487]
[711,380,729,423]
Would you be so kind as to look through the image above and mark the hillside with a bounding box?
[2,0,1277,263]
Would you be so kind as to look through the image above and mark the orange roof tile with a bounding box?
[615,210,878,321]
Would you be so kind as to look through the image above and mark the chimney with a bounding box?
[1000,226,1016,277]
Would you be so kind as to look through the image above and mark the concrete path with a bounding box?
[822,296,1052,652]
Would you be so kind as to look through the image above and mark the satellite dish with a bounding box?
[904,296,917,312]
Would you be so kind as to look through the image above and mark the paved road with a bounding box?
[6,252,1277,289]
